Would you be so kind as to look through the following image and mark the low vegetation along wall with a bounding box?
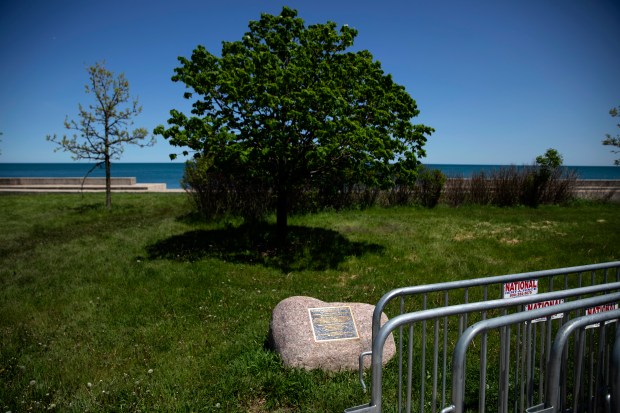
[443,178,620,203]
[0,177,617,202]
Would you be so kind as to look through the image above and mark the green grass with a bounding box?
[0,193,618,412]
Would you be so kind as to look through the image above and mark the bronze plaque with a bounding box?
[308,306,359,342]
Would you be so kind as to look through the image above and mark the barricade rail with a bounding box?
[346,261,620,413]
[529,308,620,413]
[448,297,620,413]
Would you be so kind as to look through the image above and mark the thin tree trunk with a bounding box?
[105,154,112,209]
[104,121,112,209]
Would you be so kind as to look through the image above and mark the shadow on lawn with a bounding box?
[146,223,383,272]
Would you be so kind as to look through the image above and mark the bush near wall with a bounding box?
[182,160,577,221]
[416,168,447,208]
[182,158,273,221]
[442,166,577,207]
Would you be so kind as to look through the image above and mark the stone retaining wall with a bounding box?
[572,180,619,201]
[0,177,136,186]
[0,177,168,193]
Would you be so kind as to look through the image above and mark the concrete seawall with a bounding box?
[0,177,137,185]
[0,177,618,199]
[0,177,171,193]
[571,180,620,201]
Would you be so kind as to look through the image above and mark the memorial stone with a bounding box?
[269,296,396,371]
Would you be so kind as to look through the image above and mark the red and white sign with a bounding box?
[503,280,538,299]
[585,303,618,316]
[525,299,564,323]
[585,303,619,329]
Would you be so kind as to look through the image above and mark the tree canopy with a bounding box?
[602,106,620,165]
[47,62,154,208]
[535,148,563,171]
[155,7,433,236]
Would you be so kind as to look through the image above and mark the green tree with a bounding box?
[535,148,563,171]
[524,148,565,207]
[155,7,433,238]
[602,106,620,165]
[47,62,154,209]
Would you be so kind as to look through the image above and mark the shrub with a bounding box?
[468,172,492,205]
[290,180,379,213]
[183,158,578,216]
[443,177,467,207]
[415,168,446,208]
[182,158,272,221]
[540,167,577,204]
[533,148,576,205]
[520,166,547,208]
[385,184,416,207]
[445,164,577,208]
[489,166,524,207]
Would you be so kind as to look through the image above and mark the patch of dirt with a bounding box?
[453,233,475,241]
[500,238,520,245]
[337,272,359,286]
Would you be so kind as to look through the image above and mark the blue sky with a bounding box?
[1,0,619,165]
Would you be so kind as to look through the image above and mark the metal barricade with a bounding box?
[444,294,620,413]
[371,262,620,352]
[611,325,620,413]
[346,262,620,413]
[527,308,620,413]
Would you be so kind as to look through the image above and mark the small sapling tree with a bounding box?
[47,62,154,208]
[525,148,565,206]
[155,7,433,240]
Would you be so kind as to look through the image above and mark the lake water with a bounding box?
[1,163,619,189]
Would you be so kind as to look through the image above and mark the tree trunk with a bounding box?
[276,188,289,244]
[105,155,112,210]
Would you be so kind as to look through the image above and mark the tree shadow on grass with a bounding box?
[145,223,383,272]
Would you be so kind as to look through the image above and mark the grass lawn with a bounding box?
[0,193,618,412]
